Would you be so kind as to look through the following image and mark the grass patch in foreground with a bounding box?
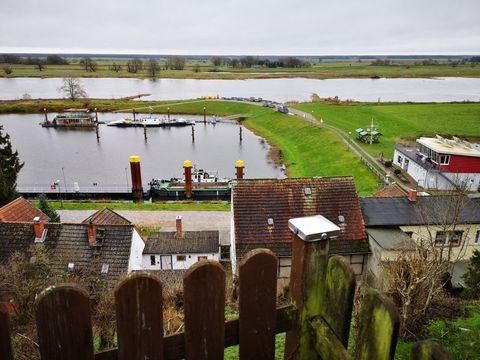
[31,200,230,212]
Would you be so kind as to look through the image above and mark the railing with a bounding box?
[0,239,451,359]
[17,184,131,194]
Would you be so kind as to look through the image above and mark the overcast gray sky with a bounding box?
[1,0,479,55]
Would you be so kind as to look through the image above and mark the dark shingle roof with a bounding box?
[361,196,480,227]
[0,197,49,222]
[232,177,367,255]
[144,231,219,254]
[0,222,134,287]
[82,208,132,226]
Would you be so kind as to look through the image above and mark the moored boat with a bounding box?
[42,109,97,128]
[107,116,194,127]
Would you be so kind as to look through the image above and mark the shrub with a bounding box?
[384,160,393,168]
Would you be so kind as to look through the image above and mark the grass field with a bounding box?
[2,61,480,80]
[294,102,480,159]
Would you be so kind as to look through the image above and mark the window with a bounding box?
[435,231,463,246]
[475,230,480,245]
[404,231,413,238]
[397,155,402,164]
[177,255,186,261]
[439,154,450,165]
[150,255,156,266]
[197,256,208,262]
[267,217,274,226]
[101,263,109,274]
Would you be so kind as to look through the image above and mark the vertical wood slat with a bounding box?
[0,303,13,360]
[184,260,225,360]
[115,273,164,360]
[239,249,278,360]
[354,289,400,360]
[284,233,329,360]
[35,284,94,360]
[323,256,356,347]
[410,340,452,360]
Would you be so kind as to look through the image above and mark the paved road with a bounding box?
[58,210,231,244]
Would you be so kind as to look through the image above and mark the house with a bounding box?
[231,177,369,285]
[360,193,480,283]
[0,197,49,223]
[142,216,220,270]
[0,209,145,287]
[393,136,480,190]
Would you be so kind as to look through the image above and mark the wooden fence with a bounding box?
[0,237,452,359]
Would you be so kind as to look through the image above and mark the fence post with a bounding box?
[184,260,225,360]
[114,273,164,360]
[35,284,94,360]
[354,289,400,360]
[284,215,342,359]
[410,340,452,360]
[0,303,13,360]
[239,249,278,360]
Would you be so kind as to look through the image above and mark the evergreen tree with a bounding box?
[0,125,23,206]
[463,249,480,299]
[37,193,60,222]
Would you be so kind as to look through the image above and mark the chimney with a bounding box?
[408,189,417,202]
[176,215,183,238]
[33,216,45,240]
[184,160,193,199]
[88,221,97,246]
[235,160,245,179]
[129,155,143,203]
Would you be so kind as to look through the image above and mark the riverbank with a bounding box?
[2,62,480,80]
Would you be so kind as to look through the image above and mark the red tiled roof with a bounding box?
[233,177,367,246]
[0,197,49,223]
[82,208,132,226]
[374,184,407,198]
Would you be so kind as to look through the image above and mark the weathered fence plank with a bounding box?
[35,284,94,360]
[0,303,13,360]
[239,249,278,360]
[410,340,453,360]
[115,273,164,360]
[184,260,225,360]
[354,289,400,360]
[323,256,356,347]
[310,316,351,360]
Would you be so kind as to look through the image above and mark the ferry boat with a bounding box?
[107,116,194,127]
[42,109,97,128]
[149,166,232,200]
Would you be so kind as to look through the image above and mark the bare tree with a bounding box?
[147,59,161,79]
[110,62,122,72]
[58,77,87,101]
[79,57,97,72]
[127,59,143,73]
[2,64,13,75]
[165,56,186,70]
[211,56,223,67]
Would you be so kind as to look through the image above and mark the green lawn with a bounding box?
[294,102,480,159]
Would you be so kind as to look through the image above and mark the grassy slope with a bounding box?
[295,102,480,159]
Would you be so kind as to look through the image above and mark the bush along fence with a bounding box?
[0,215,452,360]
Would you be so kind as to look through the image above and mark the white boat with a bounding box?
[107,116,193,127]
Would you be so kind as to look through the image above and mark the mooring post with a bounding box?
[235,160,244,179]
[43,108,48,123]
[129,156,143,203]
[96,122,100,140]
[94,107,98,122]
[239,125,243,141]
[191,124,195,142]
[167,107,170,120]
[133,111,136,121]
[284,215,341,360]
[203,106,206,124]
[184,160,193,199]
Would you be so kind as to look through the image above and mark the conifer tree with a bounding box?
[0,125,23,206]
[37,193,60,222]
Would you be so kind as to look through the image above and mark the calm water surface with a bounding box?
[1,77,479,102]
[0,113,284,188]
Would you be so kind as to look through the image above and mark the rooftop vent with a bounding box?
[67,262,75,271]
[101,263,109,274]
[267,217,274,226]
[338,215,345,223]
[304,187,312,196]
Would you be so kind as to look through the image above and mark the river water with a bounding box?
[1,77,480,102]
[0,113,284,189]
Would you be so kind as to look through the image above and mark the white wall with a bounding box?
[142,252,220,270]
[128,228,146,272]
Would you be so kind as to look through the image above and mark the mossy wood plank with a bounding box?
[35,284,95,360]
[184,261,225,360]
[114,273,164,360]
[0,303,13,360]
[354,289,399,360]
[239,249,278,360]
[310,316,352,360]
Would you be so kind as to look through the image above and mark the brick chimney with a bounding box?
[176,215,183,238]
[33,216,45,240]
[88,221,97,246]
[408,189,417,202]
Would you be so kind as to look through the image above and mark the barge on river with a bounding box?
[149,161,243,200]
[107,116,194,127]
[42,109,97,128]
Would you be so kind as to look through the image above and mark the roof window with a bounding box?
[304,187,312,196]
[338,215,345,223]
[267,217,274,226]
[67,262,75,271]
[101,263,109,274]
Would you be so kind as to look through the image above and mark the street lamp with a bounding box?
[203,106,206,124]
[54,179,63,208]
